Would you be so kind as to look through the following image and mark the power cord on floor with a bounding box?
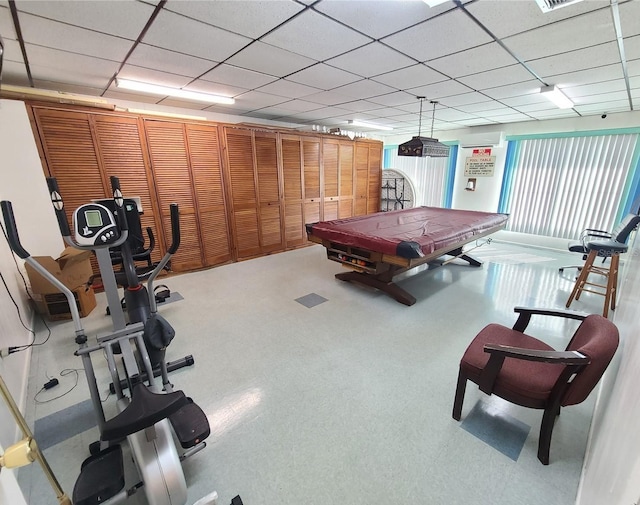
[34,368,82,404]
[0,220,52,357]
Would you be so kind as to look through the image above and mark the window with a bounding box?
[498,133,640,239]
[383,145,457,208]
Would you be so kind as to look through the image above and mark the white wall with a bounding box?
[576,230,640,505]
[0,99,62,504]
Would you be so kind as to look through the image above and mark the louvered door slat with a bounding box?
[255,133,283,253]
[303,139,321,199]
[323,141,339,197]
[226,130,257,207]
[187,125,231,266]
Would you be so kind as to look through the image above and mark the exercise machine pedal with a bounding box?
[73,445,125,505]
[169,398,211,448]
[109,354,195,394]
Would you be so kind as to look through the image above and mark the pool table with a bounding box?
[306,206,509,306]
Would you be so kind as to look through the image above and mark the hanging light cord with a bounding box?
[417,97,424,136]
[430,101,437,138]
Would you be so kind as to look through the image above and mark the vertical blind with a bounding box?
[499,134,639,240]
[384,146,457,208]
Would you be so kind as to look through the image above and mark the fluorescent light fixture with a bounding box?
[422,0,450,6]
[347,120,393,131]
[540,85,574,109]
[126,108,207,121]
[116,79,235,105]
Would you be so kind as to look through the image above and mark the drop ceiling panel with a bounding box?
[526,42,621,78]
[184,80,248,98]
[572,90,630,105]
[544,63,625,87]
[200,64,278,89]
[127,44,217,79]
[286,63,361,90]
[103,88,165,104]
[383,10,493,62]
[261,9,371,61]
[561,79,629,99]
[118,64,193,88]
[232,90,291,109]
[438,92,493,108]
[626,35,640,60]
[313,0,441,39]
[26,45,119,88]
[459,104,514,116]
[326,42,415,78]
[0,5,16,38]
[156,97,218,110]
[502,9,617,61]
[574,99,631,114]
[256,79,323,99]
[2,38,24,64]
[482,80,544,100]
[406,79,475,100]
[226,41,317,77]
[334,100,386,113]
[266,99,324,113]
[19,13,133,61]
[428,42,519,78]
[302,90,356,106]
[619,1,640,38]
[2,61,30,85]
[526,109,580,120]
[164,0,305,39]
[32,81,105,97]
[15,0,154,39]
[457,100,516,113]
[434,108,480,122]
[333,79,396,99]
[142,10,251,62]
[367,91,420,108]
[457,64,535,91]
[371,63,448,90]
[464,0,609,39]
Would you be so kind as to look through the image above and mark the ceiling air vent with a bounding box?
[534,0,585,13]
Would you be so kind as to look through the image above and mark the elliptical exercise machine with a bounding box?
[1,177,211,505]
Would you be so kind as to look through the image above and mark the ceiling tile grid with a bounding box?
[0,0,637,136]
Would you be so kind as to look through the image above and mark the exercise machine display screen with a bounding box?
[84,210,103,227]
[73,203,120,247]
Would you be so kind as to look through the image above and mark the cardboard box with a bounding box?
[25,247,93,295]
[38,285,97,321]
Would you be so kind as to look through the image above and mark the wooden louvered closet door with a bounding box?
[224,128,261,259]
[92,115,165,264]
[354,143,370,216]
[303,138,322,225]
[338,142,354,219]
[255,132,284,254]
[367,142,382,214]
[144,120,204,272]
[322,139,339,221]
[280,135,305,248]
[32,108,106,224]
[185,124,232,266]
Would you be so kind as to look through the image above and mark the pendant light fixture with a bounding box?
[398,97,450,158]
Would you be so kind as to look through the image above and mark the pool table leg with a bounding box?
[448,247,483,267]
[335,270,416,306]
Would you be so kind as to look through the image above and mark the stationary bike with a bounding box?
[1,177,211,505]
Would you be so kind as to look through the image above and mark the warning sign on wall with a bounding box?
[472,148,492,157]
[464,156,496,177]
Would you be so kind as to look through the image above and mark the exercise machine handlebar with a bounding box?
[1,200,29,259]
[168,203,180,255]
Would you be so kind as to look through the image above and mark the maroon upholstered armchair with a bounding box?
[452,307,619,464]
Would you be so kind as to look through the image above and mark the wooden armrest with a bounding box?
[478,344,589,394]
[512,306,589,332]
[484,344,590,365]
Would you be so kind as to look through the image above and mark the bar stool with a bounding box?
[566,239,627,317]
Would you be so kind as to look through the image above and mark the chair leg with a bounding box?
[452,368,467,421]
[566,250,597,308]
[607,254,620,314]
[538,405,558,465]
